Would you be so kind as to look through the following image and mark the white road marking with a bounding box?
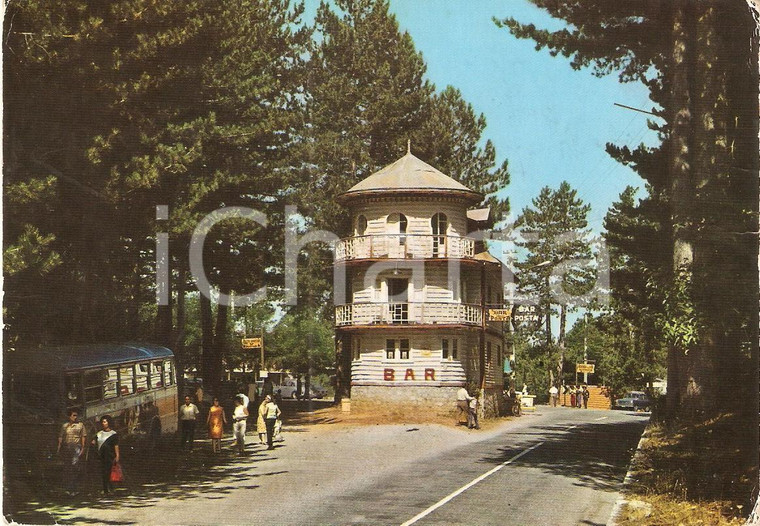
[595,416,608,421]
[400,441,545,526]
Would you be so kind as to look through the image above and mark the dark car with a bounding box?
[614,391,652,412]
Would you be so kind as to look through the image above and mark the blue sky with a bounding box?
[304,0,662,234]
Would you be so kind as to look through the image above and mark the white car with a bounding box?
[276,379,325,399]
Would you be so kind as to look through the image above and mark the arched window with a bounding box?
[356,215,367,236]
[431,213,448,257]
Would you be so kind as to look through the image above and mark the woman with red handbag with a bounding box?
[92,415,120,495]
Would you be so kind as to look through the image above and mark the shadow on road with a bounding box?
[4,434,297,524]
[477,416,648,493]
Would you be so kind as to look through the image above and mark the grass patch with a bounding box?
[617,412,755,525]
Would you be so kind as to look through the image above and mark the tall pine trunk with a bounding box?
[212,295,229,393]
[200,293,214,387]
[666,0,693,419]
[557,304,567,387]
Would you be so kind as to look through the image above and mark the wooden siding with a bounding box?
[351,199,468,238]
[350,332,480,386]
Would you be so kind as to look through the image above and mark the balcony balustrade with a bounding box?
[335,234,475,261]
[335,302,482,327]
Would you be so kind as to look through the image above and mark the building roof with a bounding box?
[466,207,492,223]
[474,251,502,265]
[7,343,174,372]
[337,152,483,204]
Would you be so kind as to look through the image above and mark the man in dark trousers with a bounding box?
[179,395,199,451]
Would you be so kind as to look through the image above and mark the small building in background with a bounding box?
[333,150,506,414]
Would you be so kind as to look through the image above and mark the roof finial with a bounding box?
[407,139,411,155]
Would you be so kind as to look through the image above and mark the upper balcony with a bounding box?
[335,302,482,327]
[335,234,475,262]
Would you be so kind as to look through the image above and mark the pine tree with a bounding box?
[515,182,593,388]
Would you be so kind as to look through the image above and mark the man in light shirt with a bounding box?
[549,385,559,407]
[179,395,200,451]
[456,387,473,425]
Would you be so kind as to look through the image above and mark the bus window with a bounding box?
[136,363,149,392]
[64,372,82,407]
[84,370,104,403]
[119,365,135,395]
[163,360,174,386]
[104,368,118,399]
[150,361,163,388]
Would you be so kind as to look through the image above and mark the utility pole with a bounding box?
[583,312,589,384]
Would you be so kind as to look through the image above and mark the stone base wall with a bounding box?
[350,385,505,419]
[351,385,460,412]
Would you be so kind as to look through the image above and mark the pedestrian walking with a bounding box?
[570,386,576,408]
[549,385,559,407]
[576,386,583,408]
[582,385,590,409]
[57,409,86,496]
[92,415,120,496]
[179,395,199,451]
[257,395,269,444]
[206,397,227,454]
[264,396,281,450]
[232,396,249,455]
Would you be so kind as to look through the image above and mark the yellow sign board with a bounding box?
[488,308,512,321]
[576,363,595,374]
[242,337,262,349]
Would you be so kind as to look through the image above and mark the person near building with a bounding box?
[576,386,583,408]
[92,415,120,496]
[582,385,590,409]
[569,386,576,408]
[468,395,480,430]
[57,409,86,496]
[257,396,269,444]
[264,396,281,450]
[456,386,473,425]
[549,385,559,407]
[206,397,227,454]
[232,396,249,455]
[179,395,199,451]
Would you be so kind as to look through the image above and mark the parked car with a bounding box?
[275,379,326,400]
[614,391,652,412]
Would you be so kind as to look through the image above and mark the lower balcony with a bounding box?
[335,302,482,327]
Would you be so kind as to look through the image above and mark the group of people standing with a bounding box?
[56,385,284,498]
[562,385,590,408]
[180,391,283,455]
[57,410,120,496]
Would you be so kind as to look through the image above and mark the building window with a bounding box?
[442,338,449,359]
[486,341,492,365]
[400,339,410,360]
[386,339,395,360]
[388,213,408,245]
[452,339,459,360]
[431,212,448,257]
[497,344,502,370]
[356,215,367,236]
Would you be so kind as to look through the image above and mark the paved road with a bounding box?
[9,407,647,525]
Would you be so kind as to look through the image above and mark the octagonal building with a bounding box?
[334,150,507,414]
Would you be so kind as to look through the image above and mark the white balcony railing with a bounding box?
[335,302,482,327]
[335,234,475,261]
